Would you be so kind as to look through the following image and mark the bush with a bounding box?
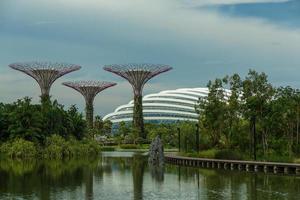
[119,144,138,149]
[181,149,217,159]
[123,135,134,144]
[43,135,101,159]
[101,146,115,151]
[134,137,148,145]
[0,139,38,159]
[43,135,70,159]
[215,149,243,160]
[181,149,243,160]
[198,149,218,158]
[81,138,101,155]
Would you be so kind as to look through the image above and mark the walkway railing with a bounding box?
[165,154,300,175]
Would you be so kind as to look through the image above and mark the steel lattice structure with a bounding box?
[9,61,81,102]
[103,63,172,138]
[62,81,116,129]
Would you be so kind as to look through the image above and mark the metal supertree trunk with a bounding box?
[103,64,172,138]
[62,81,116,129]
[9,61,81,103]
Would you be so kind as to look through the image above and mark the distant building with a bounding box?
[104,87,224,125]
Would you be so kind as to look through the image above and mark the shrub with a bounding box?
[1,139,38,159]
[119,144,138,149]
[198,149,218,158]
[43,135,101,159]
[81,138,101,155]
[181,149,217,159]
[101,146,115,151]
[43,135,70,159]
[134,137,148,145]
[123,135,134,144]
[215,149,243,160]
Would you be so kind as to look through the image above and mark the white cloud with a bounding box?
[1,0,300,115]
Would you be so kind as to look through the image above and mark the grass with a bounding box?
[101,146,116,151]
[178,149,300,163]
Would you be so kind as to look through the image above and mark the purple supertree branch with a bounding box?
[62,81,117,102]
[103,63,172,95]
[9,61,81,98]
[103,63,172,138]
[62,80,116,129]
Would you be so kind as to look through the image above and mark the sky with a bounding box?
[0,0,300,116]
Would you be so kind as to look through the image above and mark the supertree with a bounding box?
[62,81,116,129]
[9,61,81,103]
[103,63,172,138]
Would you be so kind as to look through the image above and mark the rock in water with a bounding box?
[148,136,164,166]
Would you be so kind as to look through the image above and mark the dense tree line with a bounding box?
[0,97,104,159]
[0,97,86,143]
[196,70,300,160]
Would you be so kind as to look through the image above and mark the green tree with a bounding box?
[242,70,274,159]
[7,97,43,142]
[196,78,227,146]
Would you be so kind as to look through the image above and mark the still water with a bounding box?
[1,152,300,200]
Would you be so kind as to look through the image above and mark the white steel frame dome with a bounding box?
[104,87,231,124]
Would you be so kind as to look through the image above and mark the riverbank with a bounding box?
[178,149,300,163]
[0,135,101,159]
[102,145,178,152]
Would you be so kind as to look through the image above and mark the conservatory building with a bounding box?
[103,87,220,124]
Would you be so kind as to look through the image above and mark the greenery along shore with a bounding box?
[111,70,300,163]
[0,98,101,159]
[2,70,300,163]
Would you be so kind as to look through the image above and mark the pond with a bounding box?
[1,152,300,200]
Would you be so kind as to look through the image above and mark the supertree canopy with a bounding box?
[62,81,116,129]
[103,63,172,138]
[9,61,81,103]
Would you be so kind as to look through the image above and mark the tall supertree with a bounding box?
[62,81,116,129]
[9,61,81,103]
[103,64,172,138]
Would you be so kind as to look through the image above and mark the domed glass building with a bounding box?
[103,87,217,124]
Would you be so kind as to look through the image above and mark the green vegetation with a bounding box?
[98,69,300,163]
[101,146,116,151]
[111,121,194,149]
[119,144,139,149]
[194,70,300,162]
[43,135,100,159]
[0,139,38,159]
[181,149,243,160]
[2,69,300,163]
[0,97,101,159]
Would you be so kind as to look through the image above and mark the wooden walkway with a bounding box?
[165,154,300,175]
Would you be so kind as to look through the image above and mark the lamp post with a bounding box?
[252,115,257,160]
[195,124,200,153]
[177,127,181,152]
[185,137,188,153]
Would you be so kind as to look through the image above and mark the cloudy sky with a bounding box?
[0,0,299,116]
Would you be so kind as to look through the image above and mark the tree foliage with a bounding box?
[0,97,86,143]
[196,70,300,160]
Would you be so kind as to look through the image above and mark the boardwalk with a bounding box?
[165,154,300,175]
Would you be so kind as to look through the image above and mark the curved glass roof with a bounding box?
[103,87,230,124]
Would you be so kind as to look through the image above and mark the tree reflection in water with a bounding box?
[132,154,146,200]
[1,153,300,200]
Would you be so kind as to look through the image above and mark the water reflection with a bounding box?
[132,154,146,200]
[1,153,300,200]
